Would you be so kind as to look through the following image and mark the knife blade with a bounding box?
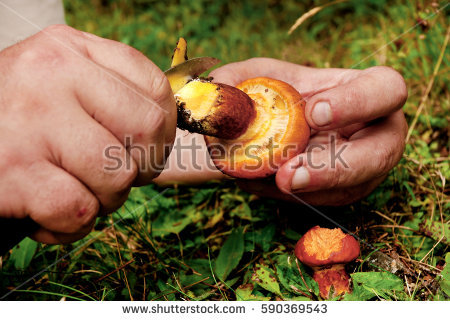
[165,57,220,93]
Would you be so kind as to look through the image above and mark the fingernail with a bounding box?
[312,101,332,126]
[291,167,310,190]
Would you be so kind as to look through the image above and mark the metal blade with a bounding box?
[165,57,220,93]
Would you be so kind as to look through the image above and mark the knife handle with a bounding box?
[0,217,39,255]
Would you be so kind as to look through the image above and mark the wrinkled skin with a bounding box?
[0,25,176,243]
[211,58,408,206]
[157,58,408,206]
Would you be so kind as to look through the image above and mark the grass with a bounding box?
[0,0,449,301]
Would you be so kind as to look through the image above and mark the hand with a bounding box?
[210,58,408,206]
[0,25,176,243]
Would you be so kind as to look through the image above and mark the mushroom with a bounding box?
[295,226,360,299]
[168,38,310,179]
[202,77,309,179]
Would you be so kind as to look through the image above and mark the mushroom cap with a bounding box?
[176,80,256,140]
[205,77,309,179]
[295,226,360,267]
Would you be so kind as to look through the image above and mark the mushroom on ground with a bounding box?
[295,226,360,299]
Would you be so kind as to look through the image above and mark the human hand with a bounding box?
[0,25,176,243]
[210,58,407,206]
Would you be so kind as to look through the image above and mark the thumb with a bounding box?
[305,66,407,130]
[276,112,405,194]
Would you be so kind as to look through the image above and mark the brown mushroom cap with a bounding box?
[295,226,360,268]
[175,79,256,140]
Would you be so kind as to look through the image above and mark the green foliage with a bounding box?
[251,264,282,298]
[214,227,244,281]
[346,272,405,301]
[275,254,319,298]
[8,238,38,270]
[236,284,270,301]
[438,253,450,297]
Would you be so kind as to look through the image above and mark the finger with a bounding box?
[237,175,385,206]
[37,25,176,184]
[289,174,388,206]
[211,59,407,130]
[79,30,176,111]
[31,220,95,244]
[209,57,350,96]
[20,162,100,234]
[305,66,407,129]
[276,110,407,193]
[75,61,175,183]
[45,104,136,214]
[40,25,176,112]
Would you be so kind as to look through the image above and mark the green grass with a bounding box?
[1,0,449,301]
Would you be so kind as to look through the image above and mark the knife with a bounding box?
[164,56,220,93]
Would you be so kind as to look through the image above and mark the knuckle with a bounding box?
[344,84,364,110]
[374,143,398,175]
[134,108,173,179]
[121,42,146,60]
[369,66,408,107]
[0,149,21,173]
[244,57,273,65]
[16,25,83,71]
[141,105,167,137]
[76,196,100,230]
[327,167,343,189]
[244,57,262,64]
[392,71,408,106]
[40,178,99,233]
[110,165,138,194]
[41,24,81,38]
[15,43,65,71]
[149,69,173,106]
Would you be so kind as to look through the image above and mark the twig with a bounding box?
[405,275,411,297]
[112,223,133,301]
[370,225,415,231]
[96,258,134,282]
[373,211,398,224]
[288,0,347,35]
[295,258,314,299]
[419,235,445,263]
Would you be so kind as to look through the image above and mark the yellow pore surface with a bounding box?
[303,227,347,260]
[175,80,219,120]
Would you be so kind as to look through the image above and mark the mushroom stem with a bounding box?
[311,264,351,299]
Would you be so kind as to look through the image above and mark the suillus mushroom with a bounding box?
[203,77,309,179]
[167,38,310,179]
[294,226,360,299]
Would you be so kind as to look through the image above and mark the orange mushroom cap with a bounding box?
[295,226,360,268]
[205,77,309,179]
